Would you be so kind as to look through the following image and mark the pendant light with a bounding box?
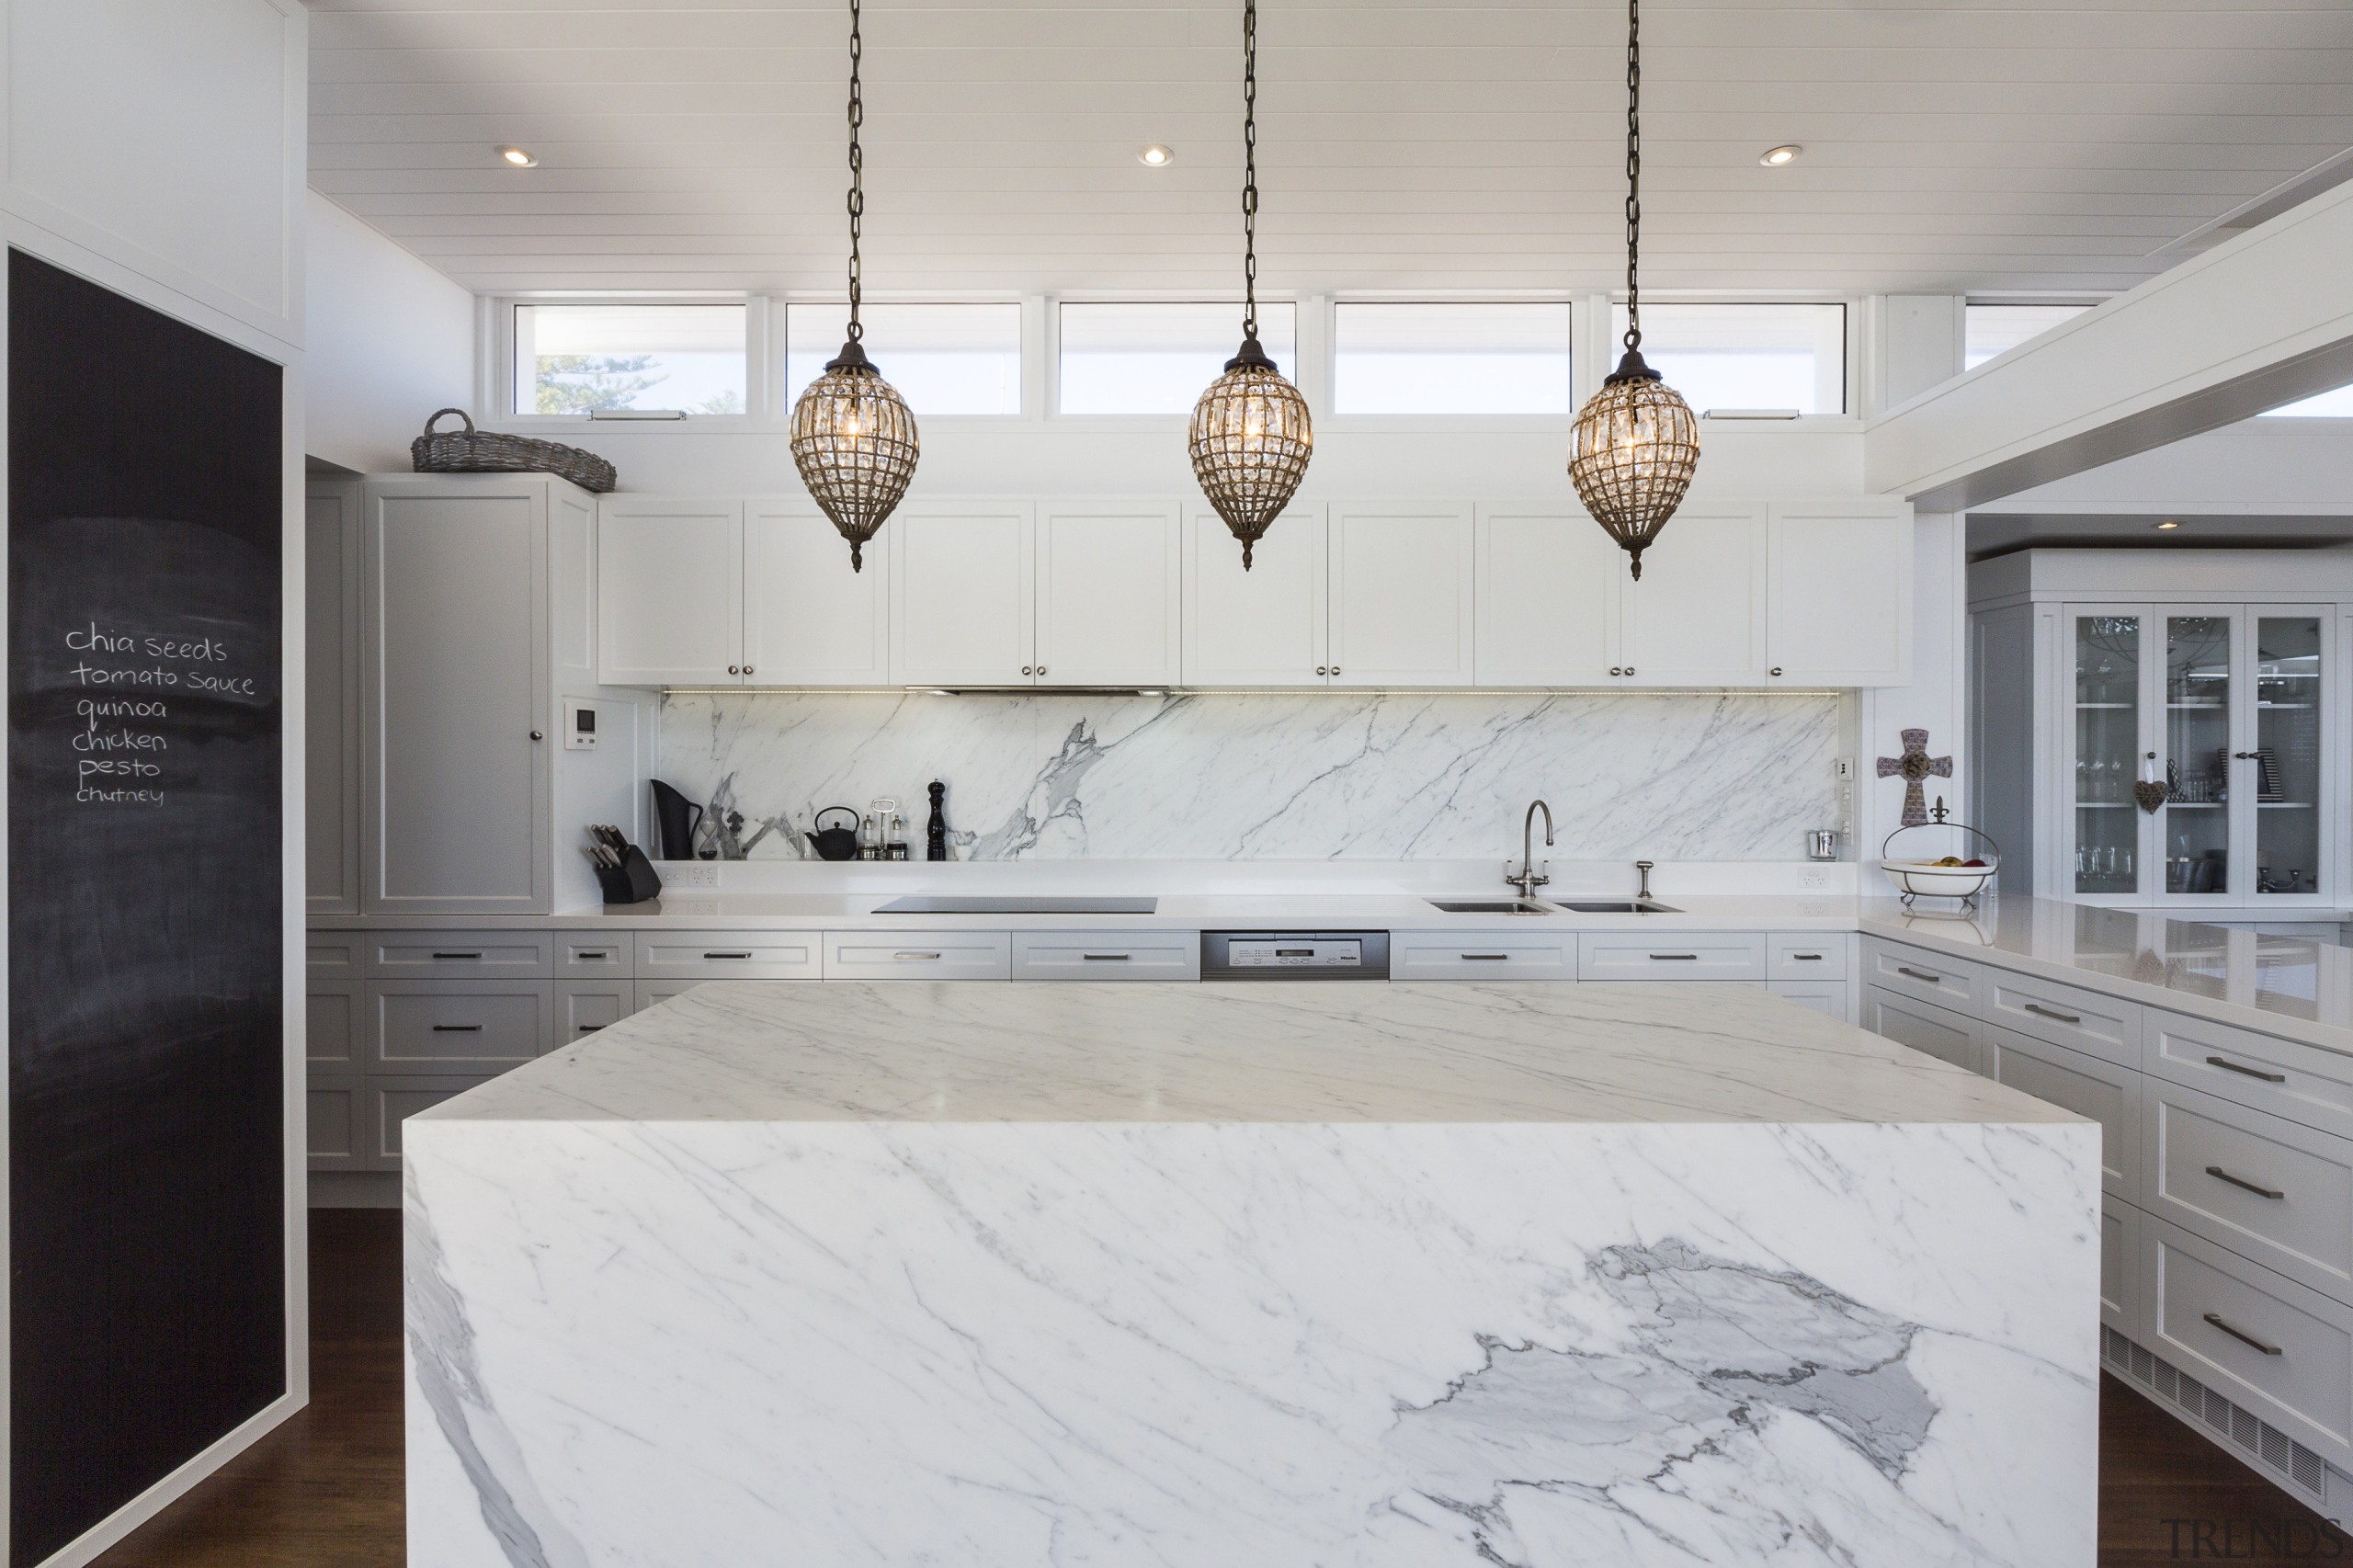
[1567,0,1698,581]
[790,0,917,572]
[1188,0,1311,571]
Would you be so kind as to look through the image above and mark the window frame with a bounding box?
[780,296,1032,421]
[1325,298,1580,423]
[1962,297,2108,375]
[488,294,771,431]
[1598,296,1859,426]
[1050,296,1306,423]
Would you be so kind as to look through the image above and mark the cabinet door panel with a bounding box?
[745,502,889,685]
[1618,504,1767,685]
[306,484,362,913]
[891,505,1034,685]
[1182,505,1326,686]
[597,498,745,686]
[1767,501,1911,685]
[368,488,549,914]
[1035,503,1180,686]
[1474,506,1619,685]
[1328,504,1474,687]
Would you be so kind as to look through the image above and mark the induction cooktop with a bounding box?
[872,895,1159,915]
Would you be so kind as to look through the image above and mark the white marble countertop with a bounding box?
[419,979,2081,1128]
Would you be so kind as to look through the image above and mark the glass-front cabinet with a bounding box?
[2059,602,2332,907]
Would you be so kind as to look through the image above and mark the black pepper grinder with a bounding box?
[926,780,949,862]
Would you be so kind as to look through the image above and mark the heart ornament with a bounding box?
[2132,779,2170,813]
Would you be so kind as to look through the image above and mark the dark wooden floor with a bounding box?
[89,1210,2336,1565]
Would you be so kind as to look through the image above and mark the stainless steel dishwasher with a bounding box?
[1199,931,1390,981]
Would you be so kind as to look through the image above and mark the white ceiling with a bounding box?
[308,1,2353,298]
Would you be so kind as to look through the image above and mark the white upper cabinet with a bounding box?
[1327,503,1475,687]
[1767,500,1913,685]
[745,503,890,686]
[1475,506,1621,685]
[891,503,1036,685]
[1618,503,1768,685]
[1035,502,1182,687]
[1183,505,1328,686]
[598,497,745,686]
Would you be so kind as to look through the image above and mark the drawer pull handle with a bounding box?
[577,1024,604,1032]
[2205,1054,2288,1084]
[2203,1312,2284,1357]
[1896,966,1943,983]
[575,952,611,962]
[432,951,484,960]
[430,1024,483,1033]
[2022,1003,2084,1025]
[704,951,753,960]
[896,951,943,960]
[1462,953,1510,961]
[2206,1165,2286,1200]
[1791,952,1824,961]
[1650,953,1699,961]
[1081,953,1131,961]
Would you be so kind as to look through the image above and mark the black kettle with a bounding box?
[806,805,863,861]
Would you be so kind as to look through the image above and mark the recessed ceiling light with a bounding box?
[1138,144,1175,167]
[2155,519,2182,530]
[1759,144,1802,167]
[498,145,538,167]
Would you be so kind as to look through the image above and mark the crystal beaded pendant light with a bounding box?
[1567,0,1698,581]
[1188,0,1312,571]
[790,0,917,572]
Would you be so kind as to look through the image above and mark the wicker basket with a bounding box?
[410,408,617,494]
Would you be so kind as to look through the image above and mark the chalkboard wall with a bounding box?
[7,251,285,1564]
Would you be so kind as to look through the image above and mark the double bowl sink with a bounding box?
[1427,898,1679,915]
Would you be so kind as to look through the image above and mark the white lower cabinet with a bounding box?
[1392,931,1578,981]
[369,981,552,1075]
[825,930,1014,982]
[1863,984,1985,1074]
[1767,980,1851,1023]
[1579,931,1767,983]
[2104,1199,2141,1336]
[1010,931,1199,982]
[636,931,823,981]
[1992,1024,2141,1200]
[366,1077,489,1167]
[307,1075,364,1169]
[556,979,632,1043]
[2143,1077,2353,1303]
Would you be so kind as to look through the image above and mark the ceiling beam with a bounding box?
[1865,179,2353,511]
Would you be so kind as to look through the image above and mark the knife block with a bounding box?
[595,845,665,905]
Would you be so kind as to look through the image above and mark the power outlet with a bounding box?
[1799,869,1829,889]
[668,862,720,888]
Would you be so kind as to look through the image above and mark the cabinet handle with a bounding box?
[729,665,741,675]
[2203,1312,2283,1357]
[1769,667,1783,677]
[574,951,611,962]
[703,951,753,960]
[2205,1165,2286,1200]
[1330,666,1340,676]
[2205,1054,2287,1084]
[1790,952,1824,961]
[895,951,942,960]
[2023,1002,2084,1025]
[1462,953,1510,961]
[529,730,544,741]
[1896,966,1944,983]
[744,665,755,676]
[1609,666,1623,676]
[1036,665,1047,676]
[577,1024,605,1032]
[1623,665,1635,676]
[432,951,483,960]
[1649,953,1699,961]
[1021,665,1034,676]
[1081,953,1130,961]
[1316,665,1328,676]
[430,1024,483,1033]
[2233,751,2258,760]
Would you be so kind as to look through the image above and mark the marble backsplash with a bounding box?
[654,690,1843,861]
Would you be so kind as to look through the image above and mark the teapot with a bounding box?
[805,805,863,862]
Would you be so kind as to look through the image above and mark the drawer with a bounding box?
[2103,1199,2140,1338]
[367,1076,495,1165]
[1392,931,1576,982]
[2146,1007,2353,1143]
[1862,939,1981,1010]
[2144,1078,2353,1301]
[371,930,553,978]
[557,933,633,976]
[2143,1213,2353,1468]
[826,930,1013,982]
[634,980,700,1014]
[369,982,551,1074]
[1767,981,1850,1023]
[1863,986,1985,1075]
[556,979,631,1044]
[1986,971,2138,1069]
[1992,1024,2140,1201]
[1577,932,1766,983]
[635,931,822,981]
[307,980,364,1070]
[1010,931,1200,982]
[307,932,365,977]
[306,1074,363,1168]
[1768,933,1847,981]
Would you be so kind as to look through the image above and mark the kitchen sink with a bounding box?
[1553,900,1680,914]
[1427,899,1562,915]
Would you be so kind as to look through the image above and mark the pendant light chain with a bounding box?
[1241,0,1260,341]
[845,0,866,340]
[1621,0,1642,353]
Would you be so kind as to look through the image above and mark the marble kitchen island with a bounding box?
[404,981,2099,1568]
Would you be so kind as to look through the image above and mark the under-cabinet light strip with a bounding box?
[654,686,1845,698]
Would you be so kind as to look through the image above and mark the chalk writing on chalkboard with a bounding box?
[55,621,259,802]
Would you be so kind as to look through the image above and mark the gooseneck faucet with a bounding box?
[1508,800,1555,900]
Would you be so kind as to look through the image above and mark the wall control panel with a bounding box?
[563,698,598,751]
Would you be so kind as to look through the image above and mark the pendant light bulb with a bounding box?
[790,0,917,573]
[1567,0,1697,581]
[1188,0,1311,570]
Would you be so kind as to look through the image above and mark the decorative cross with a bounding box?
[1877,728,1952,828]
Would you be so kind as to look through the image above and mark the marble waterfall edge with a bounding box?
[655,688,1844,860]
[405,1117,2096,1566]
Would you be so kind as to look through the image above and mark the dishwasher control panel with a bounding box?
[1201,931,1390,981]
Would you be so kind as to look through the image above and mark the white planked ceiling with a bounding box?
[309,0,2353,298]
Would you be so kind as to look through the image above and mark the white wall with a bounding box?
[305,191,473,472]
[1854,511,1969,860]
[1994,417,2353,510]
